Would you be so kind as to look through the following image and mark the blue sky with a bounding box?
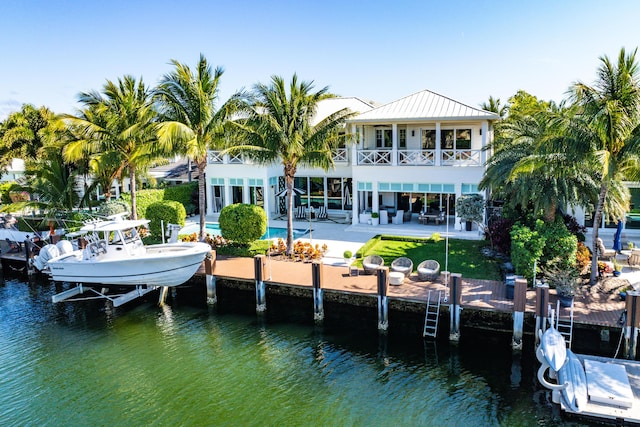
[1,0,639,119]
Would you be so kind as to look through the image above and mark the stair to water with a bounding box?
[423,290,442,338]
[556,300,574,348]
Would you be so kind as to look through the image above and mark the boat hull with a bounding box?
[541,327,567,372]
[47,242,211,287]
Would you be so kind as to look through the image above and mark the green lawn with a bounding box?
[355,235,502,281]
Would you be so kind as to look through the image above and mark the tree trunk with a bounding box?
[129,165,137,220]
[590,183,609,285]
[284,163,297,256]
[197,159,207,241]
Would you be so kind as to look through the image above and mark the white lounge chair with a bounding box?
[392,210,404,225]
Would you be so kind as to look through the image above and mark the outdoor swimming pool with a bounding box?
[180,222,308,240]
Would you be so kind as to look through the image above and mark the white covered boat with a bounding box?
[32,216,211,287]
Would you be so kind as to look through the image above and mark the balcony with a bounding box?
[356,149,482,166]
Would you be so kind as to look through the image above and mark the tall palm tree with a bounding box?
[155,54,243,240]
[0,104,55,170]
[65,76,160,219]
[480,96,508,119]
[228,74,354,255]
[569,47,640,284]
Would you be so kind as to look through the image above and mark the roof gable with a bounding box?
[348,89,499,123]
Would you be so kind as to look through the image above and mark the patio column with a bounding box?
[391,123,398,166]
[224,181,231,211]
[205,179,213,215]
[481,121,488,165]
[372,184,379,216]
[351,181,359,225]
[454,185,463,231]
[435,122,441,166]
[243,180,250,204]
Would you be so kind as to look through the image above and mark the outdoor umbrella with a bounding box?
[613,220,623,252]
[275,187,305,198]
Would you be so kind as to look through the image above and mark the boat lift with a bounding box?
[52,284,159,307]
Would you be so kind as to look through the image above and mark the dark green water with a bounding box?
[0,275,583,426]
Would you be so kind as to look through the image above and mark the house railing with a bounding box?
[208,151,224,164]
[207,151,247,164]
[398,149,436,165]
[357,150,392,165]
[332,148,348,162]
[441,149,481,166]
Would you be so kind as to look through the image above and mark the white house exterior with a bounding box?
[204,91,499,230]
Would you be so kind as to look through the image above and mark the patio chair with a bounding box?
[363,255,384,275]
[317,205,328,220]
[391,257,413,277]
[596,238,616,260]
[392,210,404,225]
[295,205,306,220]
[417,260,440,281]
[628,249,640,268]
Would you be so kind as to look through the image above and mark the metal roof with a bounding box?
[312,97,375,125]
[348,89,499,123]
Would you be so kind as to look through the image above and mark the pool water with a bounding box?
[181,222,308,240]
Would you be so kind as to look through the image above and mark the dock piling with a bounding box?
[312,261,324,322]
[512,277,527,350]
[158,286,169,305]
[625,291,640,360]
[205,251,217,305]
[377,267,389,331]
[254,254,267,313]
[534,282,550,347]
[449,273,462,342]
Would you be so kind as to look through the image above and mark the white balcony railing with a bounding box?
[357,149,392,165]
[208,151,224,164]
[441,149,481,166]
[398,150,436,165]
[207,151,247,164]
[332,148,348,162]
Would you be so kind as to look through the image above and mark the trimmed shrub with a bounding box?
[510,223,546,282]
[145,201,186,238]
[455,194,484,224]
[218,203,267,244]
[535,218,577,269]
[97,200,130,218]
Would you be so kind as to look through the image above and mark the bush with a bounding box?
[343,250,353,259]
[0,181,16,204]
[455,194,484,223]
[575,242,591,274]
[535,219,577,270]
[145,201,186,238]
[429,232,442,242]
[485,217,514,255]
[97,200,131,218]
[510,223,546,282]
[218,203,267,244]
[164,182,197,210]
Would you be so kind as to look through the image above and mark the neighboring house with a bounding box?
[1,158,25,182]
[148,158,199,185]
[204,91,500,230]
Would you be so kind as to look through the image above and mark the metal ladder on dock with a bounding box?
[423,290,442,338]
[555,300,574,348]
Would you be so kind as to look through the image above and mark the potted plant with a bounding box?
[613,259,623,277]
[620,285,633,301]
[343,250,353,264]
[455,194,484,231]
[371,211,379,226]
[544,264,580,307]
[629,242,635,250]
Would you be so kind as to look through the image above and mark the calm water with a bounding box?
[181,223,308,240]
[0,275,584,426]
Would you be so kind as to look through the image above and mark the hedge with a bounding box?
[145,200,186,238]
[218,203,267,244]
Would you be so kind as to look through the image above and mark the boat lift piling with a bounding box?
[534,283,550,347]
[204,251,217,305]
[512,277,528,350]
[254,255,267,313]
[158,286,169,306]
[377,267,388,332]
[624,291,640,360]
[311,261,324,322]
[449,273,462,342]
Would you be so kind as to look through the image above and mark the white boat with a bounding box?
[32,216,211,287]
[558,349,588,412]
[540,326,567,372]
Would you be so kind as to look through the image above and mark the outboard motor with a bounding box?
[56,240,73,255]
[32,244,60,271]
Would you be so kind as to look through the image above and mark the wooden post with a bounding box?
[312,261,324,322]
[625,291,640,360]
[205,251,217,305]
[449,273,462,342]
[534,282,550,347]
[377,267,389,331]
[24,239,34,275]
[512,278,527,350]
[254,254,266,313]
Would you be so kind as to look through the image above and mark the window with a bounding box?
[375,128,392,148]
[456,129,471,149]
[440,130,454,149]
[422,130,436,149]
[399,129,406,148]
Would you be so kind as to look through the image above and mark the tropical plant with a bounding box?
[568,47,640,284]
[543,262,580,297]
[480,96,508,119]
[155,54,244,240]
[0,104,54,167]
[455,194,484,224]
[64,75,160,219]
[218,203,267,245]
[227,74,354,255]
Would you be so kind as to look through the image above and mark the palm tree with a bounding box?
[0,104,55,170]
[569,47,640,284]
[64,76,160,219]
[155,54,243,240]
[228,74,354,255]
[480,96,508,119]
